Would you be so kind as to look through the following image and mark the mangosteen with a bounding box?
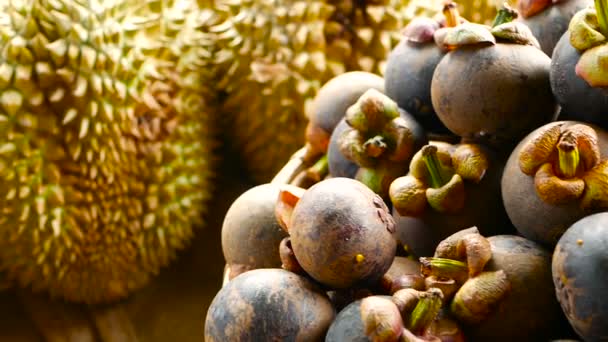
[221,183,288,279]
[516,0,592,55]
[385,2,466,133]
[426,230,570,341]
[553,212,608,341]
[281,177,397,289]
[336,89,427,197]
[388,141,513,257]
[327,118,360,178]
[431,4,558,150]
[304,71,385,158]
[325,296,389,342]
[550,2,608,127]
[204,268,335,341]
[380,256,425,294]
[501,121,608,247]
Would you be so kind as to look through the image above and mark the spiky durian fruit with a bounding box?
[0,0,217,304]
[212,0,502,183]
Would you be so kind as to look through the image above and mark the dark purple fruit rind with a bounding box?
[550,33,608,128]
[385,40,448,133]
[289,178,397,289]
[501,121,608,247]
[553,213,608,342]
[311,72,385,135]
[518,0,592,56]
[328,118,360,179]
[221,183,288,271]
[463,235,568,342]
[204,269,335,342]
[431,44,557,148]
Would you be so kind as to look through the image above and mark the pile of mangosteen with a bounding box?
[205,1,608,341]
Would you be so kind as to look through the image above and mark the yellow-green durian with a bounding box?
[212,0,502,183]
[0,0,217,304]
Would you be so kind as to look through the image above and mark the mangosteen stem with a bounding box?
[596,0,608,37]
[492,3,519,27]
[557,143,580,179]
[406,288,443,335]
[306,154,329,182]
[443,1,461,28]
[419,257,469,284]
[421,145,449,188]
[364,135,388,158]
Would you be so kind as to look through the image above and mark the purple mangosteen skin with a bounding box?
[553,212,608,342]
[328,118,359,179]
[385,39,448,133]
[519,0,592,56]
[550,32,608,128]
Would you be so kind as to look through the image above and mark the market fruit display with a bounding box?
[550,1,608,126]
[0,0,217,304]
[212,0,503,183]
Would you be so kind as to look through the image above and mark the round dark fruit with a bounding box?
[325,296,391,342]
[309,71,385,136]
[327,118,359,178]
[431,12,557,149]
[204,268,335,341]
[553,212,608,342]
[517,0,592,55]
[458,235,568,341]
[502,121,608,247]
[550,31,608,127]
[221,183,288,279]
[289,177,397,289]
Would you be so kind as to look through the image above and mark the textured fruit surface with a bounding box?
[204,268,335,342]
[553,213,608,342]
[212,0,501,183]
[0,0,217,304]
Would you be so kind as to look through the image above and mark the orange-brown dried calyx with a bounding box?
[517,123,608,209]
[338,89,420,196]
[389,142,489,216]
[569,1,608,87]
[517,0,553,18]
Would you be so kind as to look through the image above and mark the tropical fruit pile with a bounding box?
[206,1,608,341]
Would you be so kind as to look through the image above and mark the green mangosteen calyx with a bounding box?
[338,88,417,195]
[449,270,511,325]
[389,143,489,216]
[518,123,608,209]
[517,0,553,18]
[569,1,608,87]
[435,3,541,49]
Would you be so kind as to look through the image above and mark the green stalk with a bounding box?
[406,289,443,334]
[306,154,329,182]
[596,0,608,37]
[492,3,519,27]
[419,257,469,284]
[557,143,580,179]
[421,145,448,189]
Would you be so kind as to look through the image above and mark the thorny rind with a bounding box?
[389,143,489,216]
[569,3,608,87]
[517,123,608,209]
[338,89,419,197]
[449,270,511,325]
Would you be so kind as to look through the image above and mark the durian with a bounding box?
[0,0,217,304]
[211,0,502,183]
